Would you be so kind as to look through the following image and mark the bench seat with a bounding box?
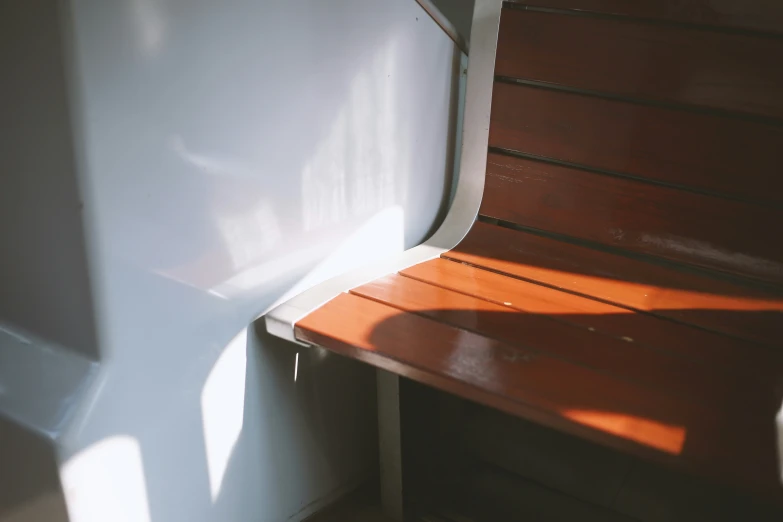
[268,0,783,502]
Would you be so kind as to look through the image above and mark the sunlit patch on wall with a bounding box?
[61,435,151,522]
[201,328,247,501]
[266,205,405,310]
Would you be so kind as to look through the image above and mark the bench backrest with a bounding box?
[482,1,783,287]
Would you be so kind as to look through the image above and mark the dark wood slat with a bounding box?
[496,9,783,119]
[403,256,783,372]
[352,274,772,409]
[447,222,783,346]
[296,291,780,496]
[506,0,783,34]
[481,153,783,283]
[489,82,783,204]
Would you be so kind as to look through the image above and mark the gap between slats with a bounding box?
[350,272,776,411]
[443,238,783,347]
[406,254,783,365]
[480,152,783,284]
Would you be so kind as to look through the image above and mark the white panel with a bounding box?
[33,1,464,522]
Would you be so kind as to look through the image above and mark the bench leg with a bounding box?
[378,369,404,521]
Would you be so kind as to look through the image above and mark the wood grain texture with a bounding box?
[403,256,783,373]
[505,0,783,33]
[352,273,772,408]
[481,153,783,283]
[489,82,783,204]
[296,291,780,496]
[496,9,783,119]
[447,222,783,346]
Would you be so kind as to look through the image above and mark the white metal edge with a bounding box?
[264,0,503,344]
[778,403,783,485]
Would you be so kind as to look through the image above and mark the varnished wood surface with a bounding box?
[489,82,783,204]
[496,9,783,119]
[481,153,783,283]
[353,273,772,408]
[296,291,780,496]
[505,0,783,34]
[447,222,783,347]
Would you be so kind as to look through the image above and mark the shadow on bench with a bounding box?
[267,0,783,507]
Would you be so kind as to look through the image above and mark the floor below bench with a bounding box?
[402,381,783,522]
[306,379,783,522]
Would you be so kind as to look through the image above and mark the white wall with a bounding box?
[0,0,462,520]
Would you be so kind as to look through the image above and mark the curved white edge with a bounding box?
[778,402,783,485]
[264,0,503,345]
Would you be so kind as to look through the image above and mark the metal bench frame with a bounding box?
[265,0,503,346]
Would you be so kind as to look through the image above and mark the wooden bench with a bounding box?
[267,0,783,503]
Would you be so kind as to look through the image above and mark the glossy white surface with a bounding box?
[0,0,463,520]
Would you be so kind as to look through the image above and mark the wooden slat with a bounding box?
[496,9,783,119]
[402,256,783,372]
[489,82,783,204]
[505,0,783,34]
[481,153,783,283]
[446,222,783,346]
[352,274,771,409]
[296,291,780,495]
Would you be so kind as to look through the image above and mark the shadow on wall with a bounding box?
[57,324,379,522]
[209,324,378,520]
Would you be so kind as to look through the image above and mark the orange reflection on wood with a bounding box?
[451,250,783,313]
[449,223,783,346]
[560,409,686,455]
